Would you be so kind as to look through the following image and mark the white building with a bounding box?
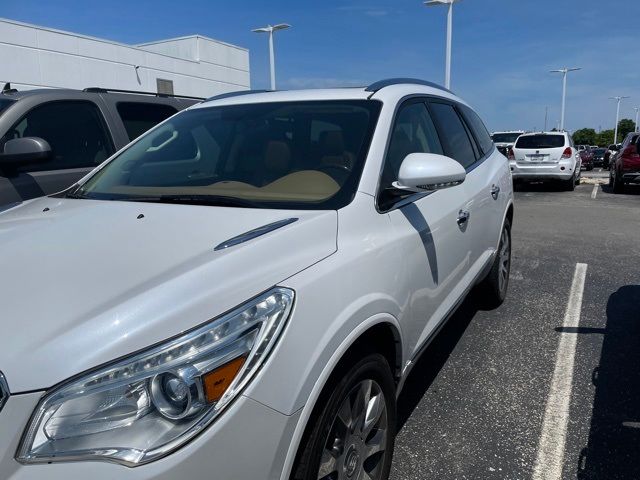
[0,18,250,98]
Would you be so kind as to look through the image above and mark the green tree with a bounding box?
[573,128,597,145]
[616,118,635,142]
[595,129,614,146]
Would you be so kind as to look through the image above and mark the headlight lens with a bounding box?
[17,287,294,466]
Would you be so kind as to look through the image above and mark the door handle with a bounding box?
[457,209,470,227]
[490,184,500,199]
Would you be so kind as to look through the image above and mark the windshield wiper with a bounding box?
[65,191,89,199]
[122,194,262,209]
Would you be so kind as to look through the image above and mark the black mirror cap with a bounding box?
[0,137,52,167]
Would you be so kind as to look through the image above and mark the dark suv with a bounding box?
[0,87,201,206]
[609,132,640,193]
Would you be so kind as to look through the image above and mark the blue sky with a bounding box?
[4,0,639,132]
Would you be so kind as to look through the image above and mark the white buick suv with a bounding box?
[0,79,513,480]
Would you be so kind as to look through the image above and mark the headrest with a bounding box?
[320,130,345,156]
[264,141,291,172]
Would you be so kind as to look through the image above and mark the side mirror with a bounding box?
[0,137,52,167]
[393,152,466,193]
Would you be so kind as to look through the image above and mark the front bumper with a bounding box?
[0,392,300,480]
[510,160,576,181]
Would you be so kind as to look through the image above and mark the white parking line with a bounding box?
[590,185,598,199]
[532,263,588,480]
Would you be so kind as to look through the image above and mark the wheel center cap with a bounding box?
[344,446,360,477]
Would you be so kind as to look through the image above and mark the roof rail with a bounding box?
[83,87,204,101]
[205,89,271,102]
[365,78,452,94]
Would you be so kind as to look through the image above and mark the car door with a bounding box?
[0,100,115,201]
[428,100,500,272]
[457,103,508,262]
[377,99,472,356]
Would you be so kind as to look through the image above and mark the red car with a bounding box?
[578,145,594,170]
[609,132,640,193]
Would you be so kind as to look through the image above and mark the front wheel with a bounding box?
[477,218,511,309]
[291,354,396,480]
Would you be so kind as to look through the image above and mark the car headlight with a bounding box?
[17,287,294,467]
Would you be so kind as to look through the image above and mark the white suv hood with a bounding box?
[0,198,337,392]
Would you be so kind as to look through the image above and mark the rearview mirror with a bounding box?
[0,137,52,167]
[393,152,466,193]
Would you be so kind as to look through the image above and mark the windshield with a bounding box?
[515,134,565,149]
[593,148,606,155]
[0,98,15,115]
[75,100,381,209]
[491,133,521,143]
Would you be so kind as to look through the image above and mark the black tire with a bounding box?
[612,170,625,193]
[564,174,576,191]
[477,218,511,309]
[291,353,396,480]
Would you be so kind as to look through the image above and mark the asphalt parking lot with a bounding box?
[390,174,640,480]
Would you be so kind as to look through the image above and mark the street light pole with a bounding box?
[424,0,460,90]
[634,107,640,133]
[252,23,291,90]
[550,67,580,131]
[609,96,630,144]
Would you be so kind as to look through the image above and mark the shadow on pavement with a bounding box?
[600,183,640,196]
[514,181,571,193]
[577,285,640,480]
[396,289,483,430]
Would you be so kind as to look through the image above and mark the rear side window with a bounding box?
[117,102,178,141]
[515,135,566,149]
[429,102,477,168]
[0,100,114,171]
[460,105,494,155]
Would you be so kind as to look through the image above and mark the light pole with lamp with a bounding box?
[424,0,460,89]
[609,96,630,144]
[252,23,291,90]
[550,67,581,131]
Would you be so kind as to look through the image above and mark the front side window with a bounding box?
[117,102,178,141]
[379,101,443,199]
[429,102,477,168]
[75,100,381,210]
[0,101,114,171]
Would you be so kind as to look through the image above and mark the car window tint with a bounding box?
[0,101,114,172]
[379,102,443,192]
[117,102,178,141]
[515,135,565,149]
[79,100,382,210]
[460,105,494,155]
[429,102,476,169]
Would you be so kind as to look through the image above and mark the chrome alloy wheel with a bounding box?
[317,379,388,480]
[498,226,511,295]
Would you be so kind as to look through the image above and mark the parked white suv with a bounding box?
[491,130,525,157]
[509,131,581,190]
[0,79,513,480]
